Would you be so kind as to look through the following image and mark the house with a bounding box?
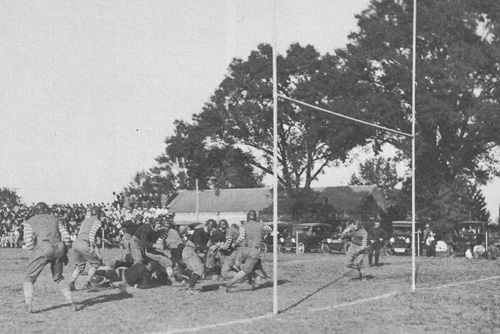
[167,185,387,226]
[167,188,273,226]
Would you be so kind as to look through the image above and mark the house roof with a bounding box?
[167,185,386,214]
[167,188,273,213]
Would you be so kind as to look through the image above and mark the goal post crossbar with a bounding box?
[278,94,413,138]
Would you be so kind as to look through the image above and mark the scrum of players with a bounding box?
[21,202,272,313]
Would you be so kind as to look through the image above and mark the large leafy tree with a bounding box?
[162,119,263,191]
[0,188,22,207]
[166,43,372,195]
[339,0,500,220]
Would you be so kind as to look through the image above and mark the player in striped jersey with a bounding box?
[22,202,76,313]
[69,206,104,291]
[226,210,272,292]
[342,220,368,281]
[218,223,245,279]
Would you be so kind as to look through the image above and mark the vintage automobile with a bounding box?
[282,223,334,253]
[446,221,487,257]
[320,232,351,254]
[260,222,292,253]
[386,221,420,255]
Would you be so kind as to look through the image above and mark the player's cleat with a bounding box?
[83,281,92,290]
[186,288,200,295]
[346,264,357,269]
[225,283,232,293]
[249,284,257,291]
[69,282,76,291]
[360,276,367,281]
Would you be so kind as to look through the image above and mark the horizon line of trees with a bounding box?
[6,1,499,227]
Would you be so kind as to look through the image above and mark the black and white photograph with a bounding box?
[1,1,500,333]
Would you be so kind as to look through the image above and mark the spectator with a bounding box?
[423,223,436,257]
[367,221,388,267]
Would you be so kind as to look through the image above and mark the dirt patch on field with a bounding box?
[2,248,500,333]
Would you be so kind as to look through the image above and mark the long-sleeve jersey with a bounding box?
[350,227,368,247]
[23,214,71,252]
[186,227,210,252]
[134,224,159,248]
[367,227,388,242]
[242,221,272,248]
[77,216,102,245]
[121,220,138,236]
[220,226,245,251]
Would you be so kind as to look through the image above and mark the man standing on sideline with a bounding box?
[342,221,368,281]
[368,221,388,267]
[226,210,271,292]
[181,219,218,294]
[423,223,436,257]
[22,202,77,313]
[69,206,103,291]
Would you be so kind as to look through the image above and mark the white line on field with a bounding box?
[151,291,396,334]
[308,292,397,312]
[154,313,274,334]
[418,275,500,291]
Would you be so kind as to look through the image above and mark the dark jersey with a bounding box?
[122,220,138,236]
[134,224,159,248]
[210,228,226,244]
[188,228,211,252]
[124,262,152,288]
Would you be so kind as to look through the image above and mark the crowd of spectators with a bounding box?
[0,196,171,249]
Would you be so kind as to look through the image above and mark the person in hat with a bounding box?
[367,221,388,267]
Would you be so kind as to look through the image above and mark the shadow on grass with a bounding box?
[77,291,133,311]
[33,290,133,313]
[279,271,352,314]
[200,279,290,292]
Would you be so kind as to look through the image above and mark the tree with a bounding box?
[123,162,183,207]
[162,119,263,191]
[0,188,22,207]
[339,0,500,219]
[349,155,403,206]
[166,43,373,196]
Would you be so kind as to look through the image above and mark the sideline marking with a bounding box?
[151,291,396,334]
[308,292,396,312]
[156,313,274,334]
[418,275,500,291]
[151,275,500,334]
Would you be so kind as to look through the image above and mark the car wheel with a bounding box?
[343,242,351,254]
[321,243,331,255]
[297,242,305,254]
[260,242,268,253]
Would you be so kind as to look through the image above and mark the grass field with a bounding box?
[1,247,500,334]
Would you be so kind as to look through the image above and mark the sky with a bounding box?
[1,0,499,219]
